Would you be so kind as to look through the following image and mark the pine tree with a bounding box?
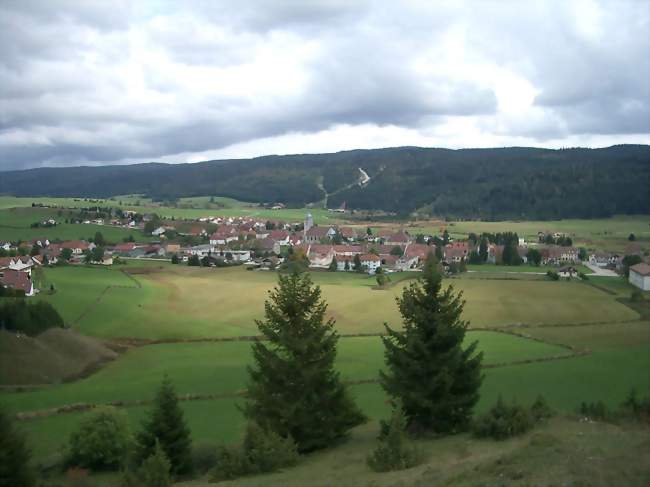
[136,376,193,475]
[380,258,483,434]
[479,238,488,262]
[244,272,365,452]
[329,256,338,272]
[0,406,35,487]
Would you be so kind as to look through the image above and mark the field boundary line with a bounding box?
[12,350,591,421]
[69,268,141,326]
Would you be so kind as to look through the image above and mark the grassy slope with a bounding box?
[0,332,570,413]
[0,328,117,385]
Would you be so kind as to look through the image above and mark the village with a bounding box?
[2,210,649,297]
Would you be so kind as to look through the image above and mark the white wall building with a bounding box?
[629,263,650,291]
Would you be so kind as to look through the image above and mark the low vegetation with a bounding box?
[0,300,63,336]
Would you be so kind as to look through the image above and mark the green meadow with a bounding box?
[0,332,571,414]
[0,206,147,243]
[408,215,650,253]
[0,195,341,225]
[34,266,639,340]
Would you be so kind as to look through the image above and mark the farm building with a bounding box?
[629,263,650,291]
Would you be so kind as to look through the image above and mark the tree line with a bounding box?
[1,145,648,219]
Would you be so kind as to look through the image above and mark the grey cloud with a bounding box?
[0,0,648,171]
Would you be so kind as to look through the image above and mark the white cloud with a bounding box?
[0,0,648,170]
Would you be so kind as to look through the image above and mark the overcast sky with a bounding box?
[1,0,649,170]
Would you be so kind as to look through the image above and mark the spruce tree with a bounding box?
[244,272,365,452]
[380,257,483,434]
[0,406,35,487]
[136,376,192,475]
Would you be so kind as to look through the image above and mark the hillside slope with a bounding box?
[1,145,649,219]
[0,328,118,385]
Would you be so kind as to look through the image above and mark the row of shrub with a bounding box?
[0,300,64,336]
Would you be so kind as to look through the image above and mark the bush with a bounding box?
[210,423,299,482]
[630,289,644,303]
[66,408,132,471]
[579,401,609,421]
[546,270,559,281]
[620,388,650,422]
[472,397,534,440]
[578,272,588,280]
[192,442,219,475]
[530,395,554,422]
[367,406,421,472]
[121,441,171,487]
[0,300,64,336]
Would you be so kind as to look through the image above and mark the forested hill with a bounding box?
[1,145,649,219]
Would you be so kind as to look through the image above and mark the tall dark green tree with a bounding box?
[380,258,483,434]
[478,238,488,262]
[0,406,35,487]
[136,376,193,475]
[244,272,365,452]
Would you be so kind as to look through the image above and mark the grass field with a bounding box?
[36,265,638,339]
[0,195,341,225]
[466,263,593,274]
[0,331,571,414]
[0,206,147,243]
[406,215,650,253]
[9,318,650,469]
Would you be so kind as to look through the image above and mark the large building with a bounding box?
[629,263,650,291]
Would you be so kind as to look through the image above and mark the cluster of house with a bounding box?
[2,212,648,294]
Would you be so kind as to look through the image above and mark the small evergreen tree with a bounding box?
[244,272,365,452]
[136,376,193,475]
[380,258,483,434]
[170,254,179,264]
[367,404,420,472]
[329,256,338,272]
[353,254,362,272]
[0,406,35,487]
[139,441,172,487]
[479,238,488,262]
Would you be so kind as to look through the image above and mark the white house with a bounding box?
[360,253,381,274]
[151,226,166,236]
[629,263,650,291]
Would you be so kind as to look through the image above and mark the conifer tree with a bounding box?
[0,406,35,487]
[136,376,192,475]
[380,257,483,434]
[244,272,365,452]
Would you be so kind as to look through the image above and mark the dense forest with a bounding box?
[1,145,648,219]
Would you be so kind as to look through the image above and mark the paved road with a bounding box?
[583,262,619,277]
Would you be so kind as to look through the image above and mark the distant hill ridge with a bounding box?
[1,145,649,219]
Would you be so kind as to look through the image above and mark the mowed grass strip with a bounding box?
[47,266,638,339]
[36,266,136,325]
[0,332,569,414]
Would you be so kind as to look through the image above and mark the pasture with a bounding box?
[0,206,146,243]
[0,195,341,225]
[9,318,650,468]
[0,332,571,414]
[35,265,639,340]
[407,215,650,253]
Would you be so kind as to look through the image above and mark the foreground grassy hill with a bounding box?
[1,262,647,478]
